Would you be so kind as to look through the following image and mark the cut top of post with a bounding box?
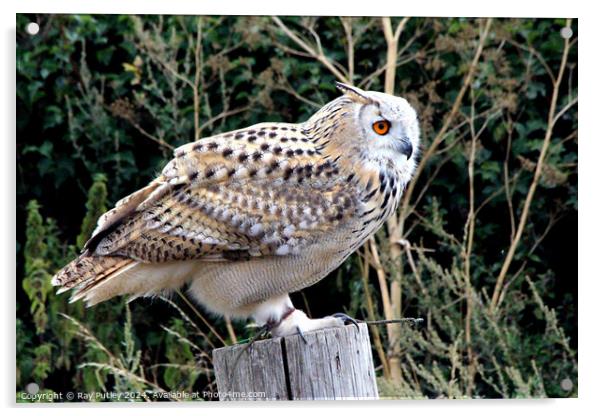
[212,323,379,401]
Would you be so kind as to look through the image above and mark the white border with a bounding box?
[3,1,599,415]
[10,0,582,17]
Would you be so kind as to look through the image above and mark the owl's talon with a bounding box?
[331,312,359,330]
[296,326,308,344]
[258,324,271,339]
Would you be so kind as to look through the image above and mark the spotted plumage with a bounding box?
[52,82,420,336]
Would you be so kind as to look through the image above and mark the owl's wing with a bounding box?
[92,177,357,263]
[84,123,356,262]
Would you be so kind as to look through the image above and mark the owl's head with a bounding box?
[333,82,420,180]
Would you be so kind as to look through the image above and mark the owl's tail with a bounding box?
[51,255,138,304]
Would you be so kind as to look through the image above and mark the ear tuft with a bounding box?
[335,82,374,105]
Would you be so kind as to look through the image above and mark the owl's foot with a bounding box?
[331,312,360,330]
[269,309,358,338]
[250,294,358,338]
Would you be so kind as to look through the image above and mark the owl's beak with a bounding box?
[397,138,413,160]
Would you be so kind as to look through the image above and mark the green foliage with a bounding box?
[162,318,204,391]
[22,201,53,334]
[32,343,53,380]
[22,258,52,334]
[24,200,46,274]
[16,14,577,400]
[77,173,108,249]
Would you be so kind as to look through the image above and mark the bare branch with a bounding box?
[224,317,238,345]
[552,96,578,126]
[193,17,203,141]
[398,18,493,235]
[340,17,355,83]
[359,248,391,379]
[381,17,411,94]
[198,106,251,136]
[489,18,574,313]
[505,38,555,84]
[271,16,350,84]
[368,237,394,322]
[116,114,173,151]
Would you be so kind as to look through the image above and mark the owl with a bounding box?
[52,82,420,337]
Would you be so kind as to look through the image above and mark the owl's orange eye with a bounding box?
[372,120,391,135]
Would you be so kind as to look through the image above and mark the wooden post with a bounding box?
[212,323,379,400]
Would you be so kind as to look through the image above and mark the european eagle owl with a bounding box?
[52,82,420,337]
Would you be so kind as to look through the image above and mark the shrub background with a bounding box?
[16,14,577,400]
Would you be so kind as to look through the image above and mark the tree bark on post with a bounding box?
[212,323,379,400]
